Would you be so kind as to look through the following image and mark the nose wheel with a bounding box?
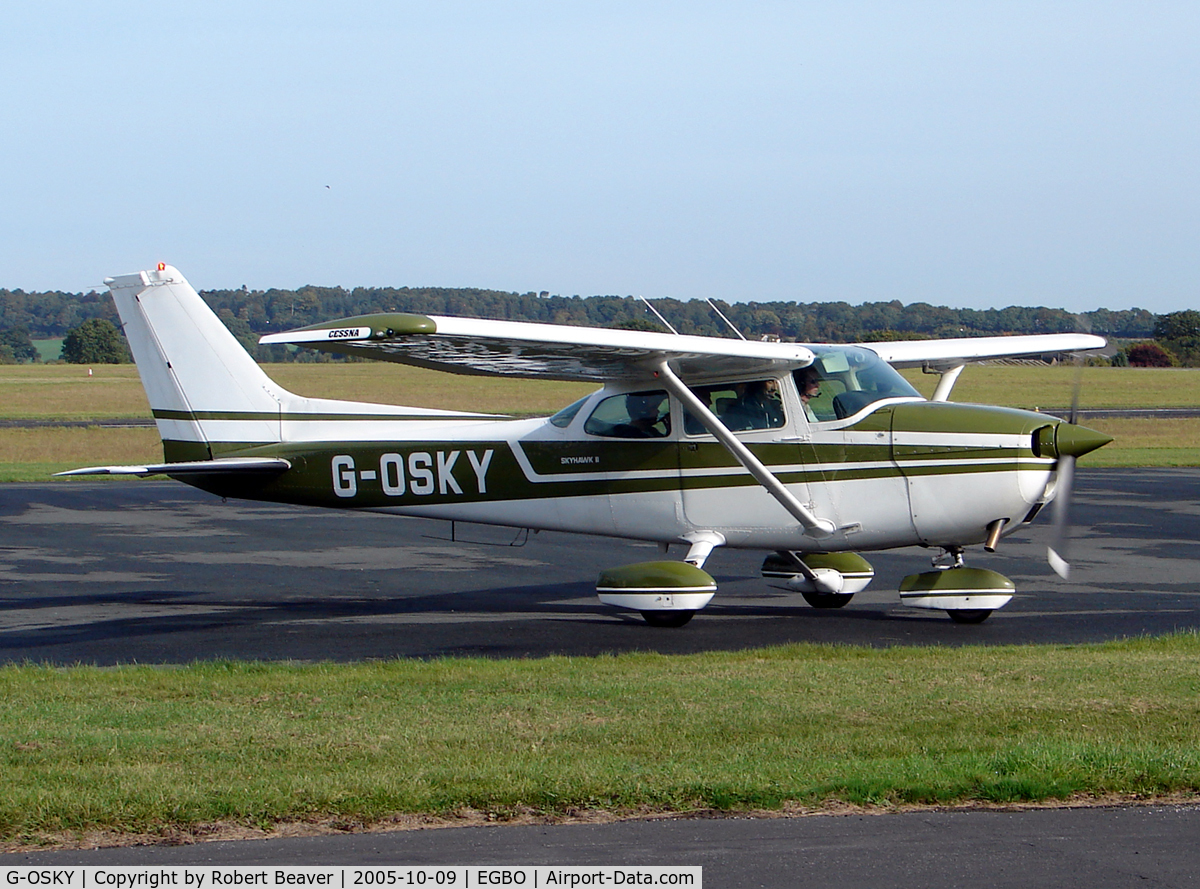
[641,610,696,628]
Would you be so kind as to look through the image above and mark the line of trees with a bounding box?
[196,285,1158,345]
[0,326,39,363]
[1119,310,1200,367]
[0,281,1188,365]
[0,288,120,339]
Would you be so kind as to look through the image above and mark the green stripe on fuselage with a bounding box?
[152,409,491,423]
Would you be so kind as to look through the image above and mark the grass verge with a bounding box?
[901,364,1200,410]
[0,427,162,482]
[3,634,1200,844]
[0,363,594,420]
[1078,418,1200,467]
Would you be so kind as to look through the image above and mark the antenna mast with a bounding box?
[639,296,679,335]
[706,298,747,340]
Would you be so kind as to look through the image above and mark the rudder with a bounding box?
[107,265,287,458]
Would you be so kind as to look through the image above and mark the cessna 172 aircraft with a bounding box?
[62,264,1112,626]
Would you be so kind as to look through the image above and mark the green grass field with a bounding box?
[3,635,1200,846]
[2,362,1195,418]
[31,339,63,363]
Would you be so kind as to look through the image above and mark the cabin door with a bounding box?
[676,379,813,537]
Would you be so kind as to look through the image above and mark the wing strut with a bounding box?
[930,364,965,402]
[653,360,835,539]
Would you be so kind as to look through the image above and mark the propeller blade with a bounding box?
[1047,453,1075,579]
[1048,332,1087,580]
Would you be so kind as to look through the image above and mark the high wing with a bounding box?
[862,333,1107,370]
[259,314,817,382]
[261,313,1105,382]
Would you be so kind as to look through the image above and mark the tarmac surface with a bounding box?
[9,804,1200,886]
[3,468,1200,884]
[1,469,1198,662]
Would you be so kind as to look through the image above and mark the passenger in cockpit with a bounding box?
[722,380,784,431]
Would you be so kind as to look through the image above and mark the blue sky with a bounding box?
[2,2,1197,313]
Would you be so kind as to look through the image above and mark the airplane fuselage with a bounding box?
[175,388,1060,555]
[68,265,1112,625]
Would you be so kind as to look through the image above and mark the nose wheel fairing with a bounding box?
[899,566,1015,621]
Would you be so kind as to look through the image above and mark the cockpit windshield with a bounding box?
[794,346,922,422]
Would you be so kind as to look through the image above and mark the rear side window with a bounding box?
[584,391,671,438]
[684,379,785,434]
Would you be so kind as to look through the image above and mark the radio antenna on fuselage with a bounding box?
[638,296,680,335]
[706,298,747,340]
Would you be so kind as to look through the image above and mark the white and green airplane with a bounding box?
[62,264,1112,626]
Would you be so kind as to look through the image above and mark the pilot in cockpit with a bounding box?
[623,392,670,437]
[797,367,822,421]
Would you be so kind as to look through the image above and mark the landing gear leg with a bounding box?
[933,546,967,570]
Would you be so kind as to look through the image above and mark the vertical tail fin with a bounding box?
[107,265,287,459]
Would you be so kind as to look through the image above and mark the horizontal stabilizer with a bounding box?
[55,457,292,478]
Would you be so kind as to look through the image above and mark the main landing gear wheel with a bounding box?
[947,609,993,624]
[801,591,855,609]
[641,610,696,628]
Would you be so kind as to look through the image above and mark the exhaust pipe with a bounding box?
[984,518,1007,553]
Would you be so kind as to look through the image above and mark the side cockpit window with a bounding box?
[549,396,589,428]
[684,379,786,434]
[584,390,672,438]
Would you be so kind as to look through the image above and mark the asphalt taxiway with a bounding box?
[1,469,1198,663]
[9,804,1200,886]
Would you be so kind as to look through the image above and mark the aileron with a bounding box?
[864,333,1107,369]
